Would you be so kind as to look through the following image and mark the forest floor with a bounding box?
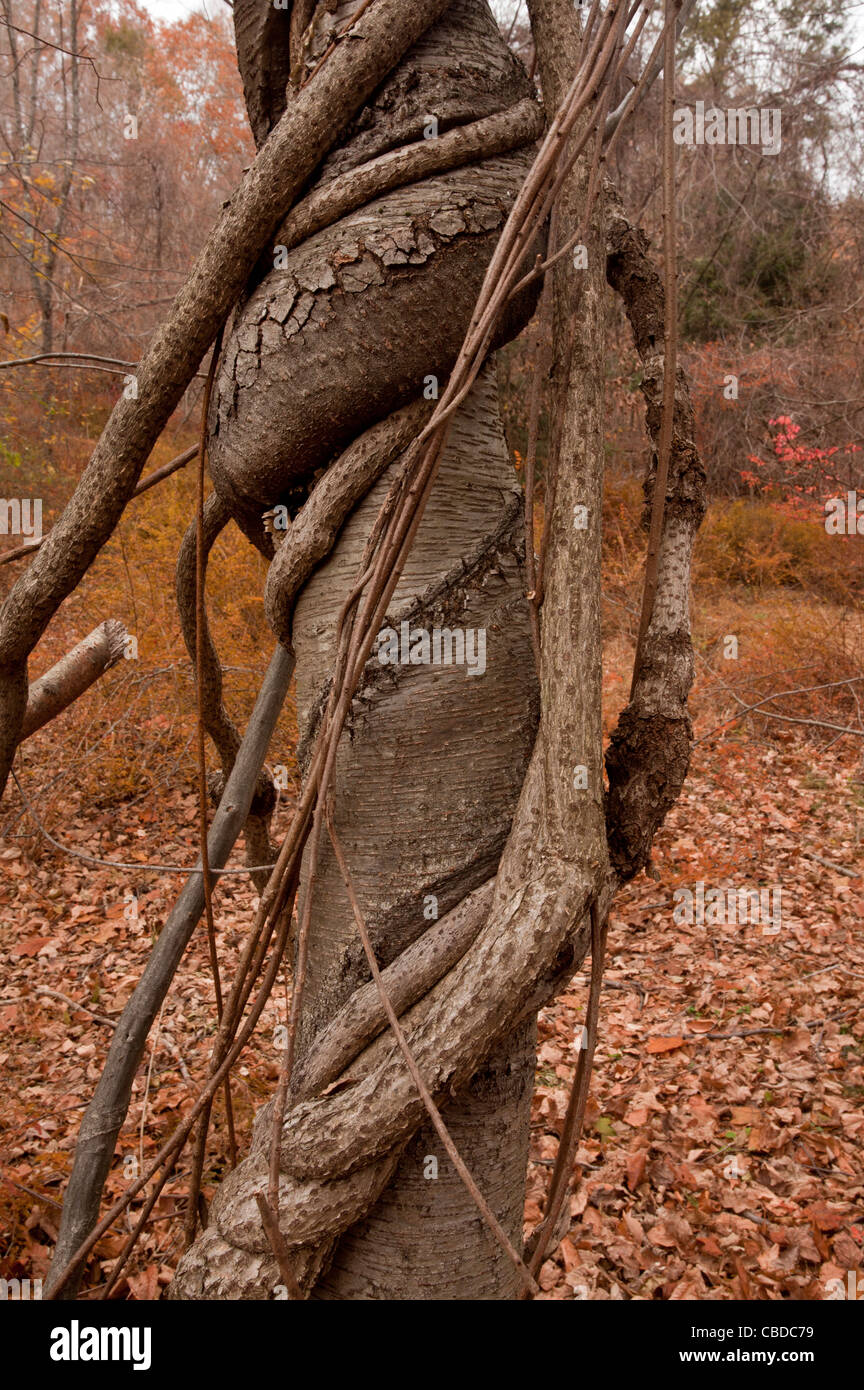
[0,569,862,1301]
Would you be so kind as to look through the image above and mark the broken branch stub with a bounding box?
[19,619,128,742]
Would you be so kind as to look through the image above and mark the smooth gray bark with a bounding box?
[19,620,127,742]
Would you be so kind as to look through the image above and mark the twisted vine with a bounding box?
[169,0,706,1301]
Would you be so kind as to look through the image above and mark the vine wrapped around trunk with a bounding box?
[169,0,706,1302]
[43,0,705,1303]
[175,0,547,1300]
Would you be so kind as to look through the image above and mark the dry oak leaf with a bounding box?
[646,1036,688,1054]
[11,936,52,957]
[805,1202,855,1232]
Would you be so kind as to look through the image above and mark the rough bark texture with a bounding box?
[232,0,294,148]
[208,0,539,544]
[168,146,708,1289]
[210,157,537,527]
[263,400,434,648]
[293,365,539,1298]
[290,880,493,1102]
[45,0,711,1301]
[171,0,620,1303]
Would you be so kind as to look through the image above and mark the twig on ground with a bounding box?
[35,987,116,1030]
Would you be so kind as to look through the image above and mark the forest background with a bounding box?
[1,0,862,1300]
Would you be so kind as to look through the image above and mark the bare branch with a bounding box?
[19,618,127,741]
[45,643,294,1296]
[0,446,198,570]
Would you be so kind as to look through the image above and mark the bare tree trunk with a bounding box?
[0,0,80,354]
[292,364,538,1298]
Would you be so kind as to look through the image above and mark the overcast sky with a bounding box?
[141,0,216,19]
[139,0,864,59]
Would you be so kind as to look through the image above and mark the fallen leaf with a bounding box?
[646,1036,687,1054]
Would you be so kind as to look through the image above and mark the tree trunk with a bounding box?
[174,0,544,1300]
[169,0,702,1303]
[40,0,705,1304]
[292,364,538,1298]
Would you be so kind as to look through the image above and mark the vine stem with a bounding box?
[185,323,237,1252]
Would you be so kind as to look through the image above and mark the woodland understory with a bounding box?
[1,0,862,1303]
[3,653,863,1300]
